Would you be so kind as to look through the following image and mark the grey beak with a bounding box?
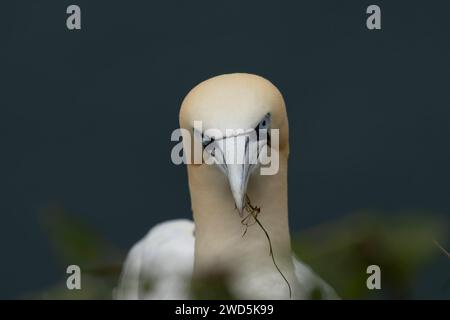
[212,135,255,217]
[227,164,249,216]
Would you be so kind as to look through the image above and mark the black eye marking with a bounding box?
[256,113,271,141]
[257,113,271,130]
[202,135,214,148]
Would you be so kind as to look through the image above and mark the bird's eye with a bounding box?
[255,113,271,145]
[202,135,214,148]
[257,113,271,130]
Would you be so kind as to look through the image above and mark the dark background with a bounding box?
[0,0,449,298]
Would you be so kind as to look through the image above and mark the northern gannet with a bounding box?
[115,73,338,300]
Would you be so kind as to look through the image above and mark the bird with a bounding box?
[115,73,338,300]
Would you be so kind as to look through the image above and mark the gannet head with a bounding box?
[180,73,289,215]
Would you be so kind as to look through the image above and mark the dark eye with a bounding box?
[255,113,271,145]
[202,135,214,148]
[257,113,271,130]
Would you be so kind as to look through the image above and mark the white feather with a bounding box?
[115,219,194,300]
[115,219,338,300]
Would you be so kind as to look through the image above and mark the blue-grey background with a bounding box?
[0,0,449,298]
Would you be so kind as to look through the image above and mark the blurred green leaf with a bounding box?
[191,270,236,300]
[33,205,124,299]
[26,275,118,300]
[292,211,448,299]
[40,205,122,267]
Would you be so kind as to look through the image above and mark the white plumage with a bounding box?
[115,220,195,299]
[115,220,338,299]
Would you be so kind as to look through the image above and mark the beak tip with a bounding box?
[237,206,244,217]
[231,188,245,216]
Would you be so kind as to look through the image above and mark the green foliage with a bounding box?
[191,270,235,300]
[28,275,119,300]
[292,211,448,299]
[31,207,448,299]
[33,206,124,299]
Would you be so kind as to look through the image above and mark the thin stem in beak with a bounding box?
[240,194,292,299]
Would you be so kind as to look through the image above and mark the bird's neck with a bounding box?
[187,153,297,298]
